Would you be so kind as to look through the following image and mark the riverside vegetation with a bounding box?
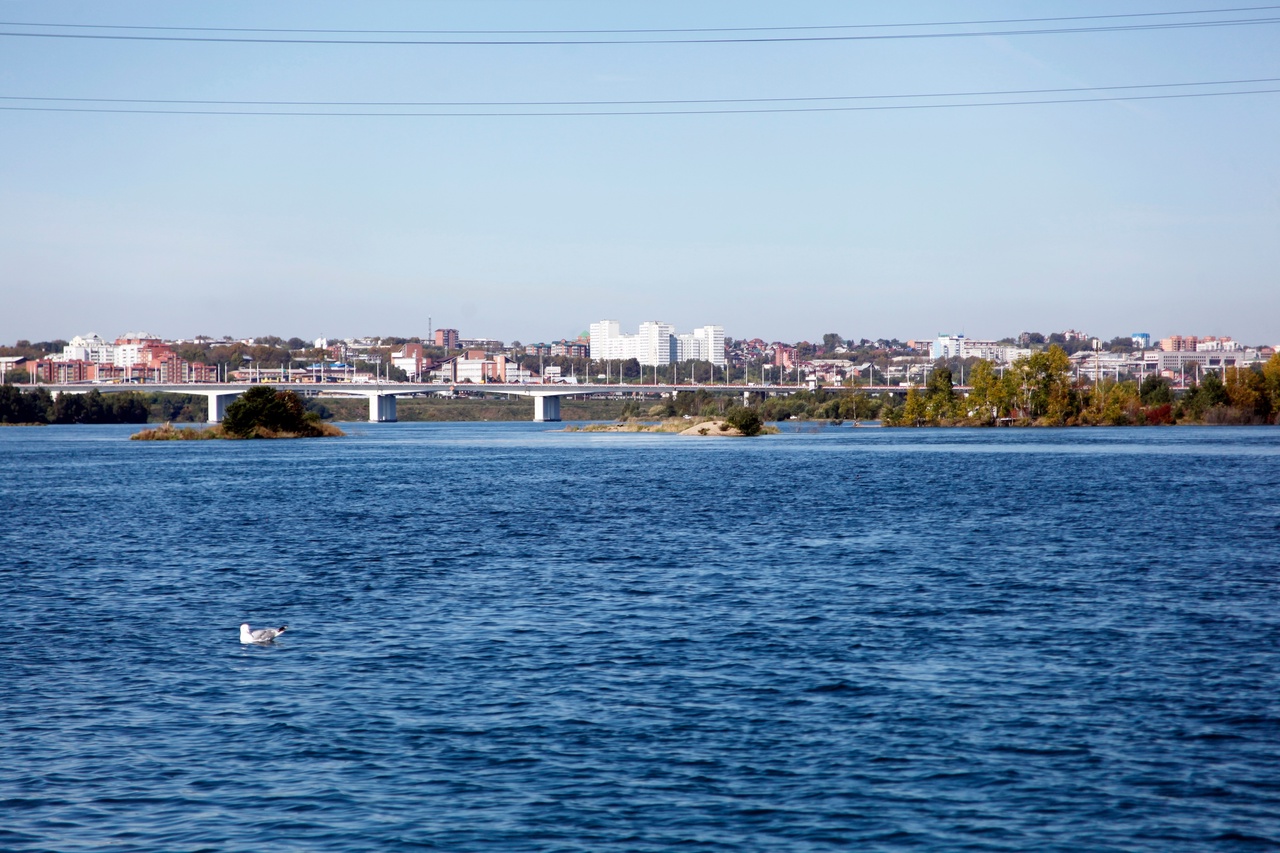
[131,387,343,440]
[879,347,1280,427]
[0,385,150,425]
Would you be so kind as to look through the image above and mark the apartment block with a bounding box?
[589,320,726,366]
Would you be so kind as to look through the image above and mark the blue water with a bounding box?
[2,423,1279,851]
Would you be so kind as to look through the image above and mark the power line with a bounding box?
[2,87,1276,116]
[2,6,1278,36]
[1,16,1279,45]
[3,77,1277,109]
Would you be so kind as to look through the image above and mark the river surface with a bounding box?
[2,422,1279,851]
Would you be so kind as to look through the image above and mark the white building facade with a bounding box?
[675,325,726,365]
[590,320,725,367]
[931,334,1029,365]
[58,333,115,364]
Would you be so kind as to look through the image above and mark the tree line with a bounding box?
[0,386,150,424]
[880,346,1280,426]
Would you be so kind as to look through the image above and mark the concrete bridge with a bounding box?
[21,381,930,423]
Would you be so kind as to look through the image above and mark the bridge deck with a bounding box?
[20,381,948,423]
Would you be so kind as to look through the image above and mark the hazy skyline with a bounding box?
[3,1,1278,346]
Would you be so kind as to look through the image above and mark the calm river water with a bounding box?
[2,422,1279,851]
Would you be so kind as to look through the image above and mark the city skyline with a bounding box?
[2,2,1278,343]
[5,321,1278,351]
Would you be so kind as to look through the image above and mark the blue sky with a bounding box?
[2,1,1278,346]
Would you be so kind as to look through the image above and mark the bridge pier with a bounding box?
[533,395,561,422]
[206,392,241,423]
[369,394,398,422]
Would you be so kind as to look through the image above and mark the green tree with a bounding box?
[1013,345,1076,422]
[1200,371,1229,408]
[901,387,928,426]
[221,386,320,438]
[1098,380,1141,426]
[109,392,150,423]
[965,360,1000,424]
[724,406,764,436]
[1140,374,1172,406]
[966,362,1021,423]
[1225,366,1269,421]
[1180,372,1228,422]
[175,343,211,364]
[879,396,904,426]
[81,389,108,423]
[1263,353,1280,422]
[925,364,957,421]
[0,384,44,423]
[0,386,51,423]
[51,393,86,424]
[849,392,880,421]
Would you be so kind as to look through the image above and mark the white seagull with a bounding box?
[240,623,288,644]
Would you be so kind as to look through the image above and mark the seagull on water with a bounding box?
[240,623,288,644]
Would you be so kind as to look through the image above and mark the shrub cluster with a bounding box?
[881,349,1280,427]
[220,386,336,438]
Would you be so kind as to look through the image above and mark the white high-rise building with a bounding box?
[676,325,726,366]
[589,320,725,367]
[58,333,114,364]
[931,334,966,360]
[636,321,676,365]
[589,321,624,361]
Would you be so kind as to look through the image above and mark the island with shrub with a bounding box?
[564,406,771,436]
[132,387,344,440]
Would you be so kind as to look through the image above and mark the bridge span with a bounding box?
[20,381,926,423]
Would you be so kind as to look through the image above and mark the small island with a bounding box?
[132,386,343,440]
[564,407,771,437]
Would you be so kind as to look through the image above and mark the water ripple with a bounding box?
[1,423,1279,851]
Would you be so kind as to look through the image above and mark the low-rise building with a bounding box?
[434,350,535,383]
[550,339,589,358]
[930,334,1029,364]
[112,334,164,368]
[391,343,434,380]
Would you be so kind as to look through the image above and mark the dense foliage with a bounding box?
[0,385,149,424]
[881,348,1280,427]
[723,406,764,437]
[220,386,332,438]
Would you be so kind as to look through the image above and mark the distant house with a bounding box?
[433,350,537,383]
[392,343,435,380]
